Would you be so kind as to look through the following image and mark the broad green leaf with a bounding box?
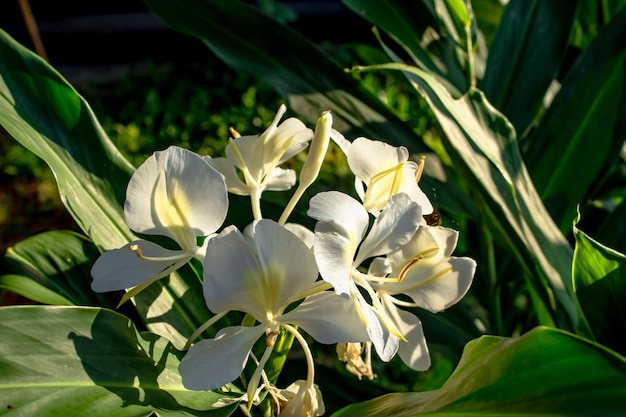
[481,0,580,135]
[525,6,626,233]
[342,0,472,95]
[353,58,580,331]
[573,225,626,355]
[331,327,626,417]
[0,29,210,348]
[0,230,118,308]
[0,306,238,417]
[0,28,134,251]
[143,0,430,154]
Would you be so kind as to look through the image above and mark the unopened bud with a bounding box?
[299,111,332,187]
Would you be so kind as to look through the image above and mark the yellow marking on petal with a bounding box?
[364,162,405,212]
[153,174,195,251]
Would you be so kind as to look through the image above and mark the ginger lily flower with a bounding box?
[308,191,424,361]
[179,220,367,403]
[330,131,433,215]
[206,104,313,219]
[91,146,228,301]
[368,225,477,370]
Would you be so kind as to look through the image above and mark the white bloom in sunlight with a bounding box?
[205,104,313,196]
[278,380,325,417]
[308,191,424,362]
[179,219,367,395]
[330,130,433,215]
[91,146,228,297]
[369,225,477,370]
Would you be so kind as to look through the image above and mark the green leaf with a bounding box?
[0,306,238,417]
[0,28,214,349]
[341,0,469,94]
[0,28,134,252]
[573,225,626,355]
[481,0,580,135]
[0,231,118,308]
[331,327,626,417]
[143,0,430,154]
[525,6,626,233]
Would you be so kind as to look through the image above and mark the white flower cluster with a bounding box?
[91,105,476,416]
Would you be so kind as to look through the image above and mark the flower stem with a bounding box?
[282,324,315,387]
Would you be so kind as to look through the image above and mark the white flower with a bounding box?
[331,131,433,215]
[205,104,312,196]
[308,191,424,361]
[179,220,367,396]
[91,146,228,298]
[369,225,477,370]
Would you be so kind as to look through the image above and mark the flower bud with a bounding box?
[299,111,332,188]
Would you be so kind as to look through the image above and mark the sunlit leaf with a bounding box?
[0,306,238,417]
[331,327,626,417]
[573,224,626,355]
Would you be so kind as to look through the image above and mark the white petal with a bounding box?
[347,137,407,182]
[399,257,477,312]
[203,225,266,318]
[204,156,249,195]
[179,325,266,391]
[91,240,188,292]
[283,223,315,248]
[281,292,369,344]
[382,296,430,371]
[251,220,319,311]
[397,226,459,262]
[356,193,422,265]
[125,146,228,247]
[362,297,398,362]
[263,167,297,191]
[329,128,351,156]
[308,191,368,236]
[312,221,357,297]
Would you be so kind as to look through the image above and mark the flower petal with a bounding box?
[281,292,369,344]
[203,225,266,317]
[356,193,422,265]
[179,325,266,391]
[381,295,430,371]
[312,221,357,297]
[251,220,319,311]
[263,167,297,191]
[347,137,408,182]
[204,155,249,195]
[125,146,228,247]
[395,257,477,312]
[91,240,188,292]
[308,191,369,237]
[362,297,398,362]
